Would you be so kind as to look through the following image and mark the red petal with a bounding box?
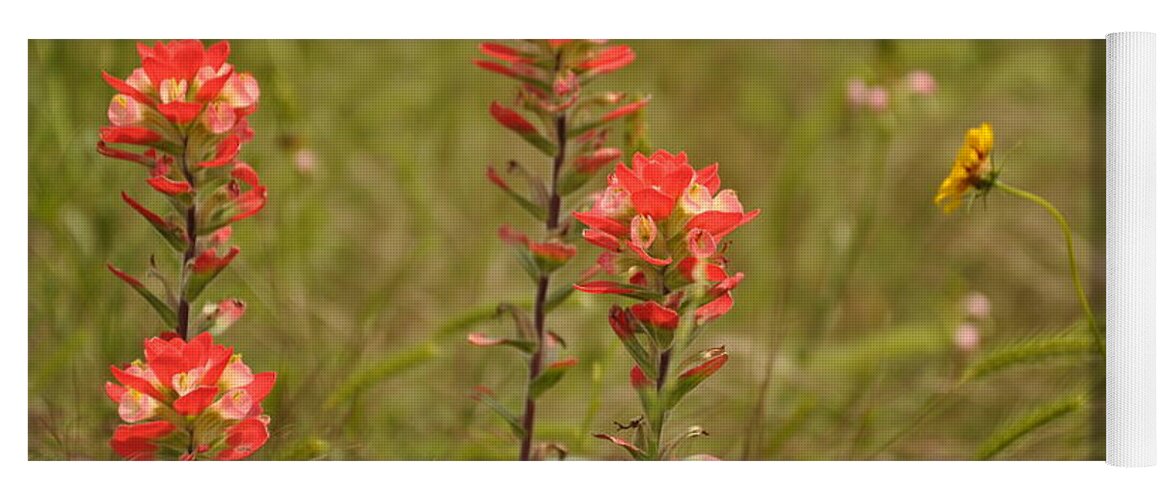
[695,294,735,324]
[195,67,234,102]
[101,72,153,105]
[107,263,145,289]
[489,102,537,134]
[630,365,652,389]
[216,418,269,460]
[204,41,231,69]
[173,386,219,415]
[192,247,240,274]
[680,352,729,380]
[105,381,128,403]
[695,163,721,192]
[583,228,622,252]
[244,372,277,402]
[627,241,673,267]
[119,192,169,228]
[109,365,166,402]
[479,42,530,64]
[146,175,192,196]
[474,60,520,79]
[630,301,679,330]
[613,162,647,193]
[574,281,636,295]
[579,45,635,74]
[630,189,676,220]
[200,346,234,386]
[198,135,241,167]
[100,126,161,145]
[602,99,648,122]
[157,101,203,124]
[97,141,154,166]
[573,212,627,238]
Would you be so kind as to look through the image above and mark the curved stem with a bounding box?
[995,182,1103,355]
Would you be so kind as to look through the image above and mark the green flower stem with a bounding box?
[995,182,1104,355]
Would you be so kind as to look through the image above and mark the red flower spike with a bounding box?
[489,102,538,134]
[630,301,680,330]
[108,332,275,460]
[100,126,161,145]
[228,163,267,221]
[574,281,637,295]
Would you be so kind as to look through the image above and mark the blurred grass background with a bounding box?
[28,40,1104,460]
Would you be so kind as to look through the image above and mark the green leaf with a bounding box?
[472,389,526,439]
[498,303,537,341]
[544,284,575,312]
[326,342,437,409]
[975,394,1086,460]
[109,264,177,327]
[529,359,577,399]
[520,132,558,157]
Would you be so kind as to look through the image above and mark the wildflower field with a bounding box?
[28,39,1105,460]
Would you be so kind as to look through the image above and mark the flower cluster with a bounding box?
[107,333,274,460]
[470,40,646,461]
[576,150,757,460]
[935,123,995,212]
[574,150,758,322]
[846,70,936,112]
[99,40,273,460]
[99,39,266,338]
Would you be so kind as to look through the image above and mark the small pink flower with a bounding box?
[954,323,981,352]
[294,149,318,173]
[866,86,889,111]
[964,292,991,320]
[906,70,937,95]
[847,79,869,107]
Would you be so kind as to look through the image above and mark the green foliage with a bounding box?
[975,394,1086,460]
[962,326,1098,383]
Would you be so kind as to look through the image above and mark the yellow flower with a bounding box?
[935,123,995,212]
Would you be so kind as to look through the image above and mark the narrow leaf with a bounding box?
[975,394,1086,460]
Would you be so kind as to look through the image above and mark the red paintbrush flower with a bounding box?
[106,333,275,460]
